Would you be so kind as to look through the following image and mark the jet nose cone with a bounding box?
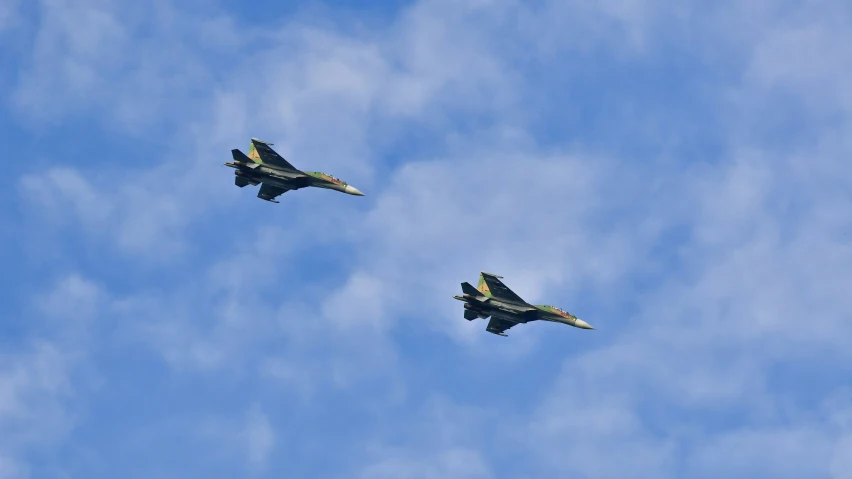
[344,185,365,196]
[574,319,594,330]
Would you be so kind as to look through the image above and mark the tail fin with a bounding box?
[247,140,264,163]
[477,274,492,296]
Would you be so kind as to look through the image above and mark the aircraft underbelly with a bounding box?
[491,301,531,314]
[542,313,573,325]
[257,166,302,178]
[482,306,529,323]
[489,312,525,323]
[310,181,345,192]
[479,301,537,323]
[260,175,299,189]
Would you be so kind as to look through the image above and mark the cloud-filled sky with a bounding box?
[2,0,852,477]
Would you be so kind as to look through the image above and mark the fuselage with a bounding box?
[453,294,592,329]
[224,162,363,196]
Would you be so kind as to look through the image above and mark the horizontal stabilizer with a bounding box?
[461,282,489,302]
[232,149,257,164]
[461,282,479,296]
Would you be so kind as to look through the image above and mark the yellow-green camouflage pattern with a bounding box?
[247,142,263,163]
[535,304,577,320]
[476,275,492,297]
[305,171,348,186]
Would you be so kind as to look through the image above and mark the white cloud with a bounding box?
[12,0,229,128]
[260,358,315,400]
[0,343,72,427]
[18,162,214,258]
[245,404,275,470]
[324,142,668,362]
[688,427,836,478]
[19,168,113,228]
[525,362,678,477]
[11,0,712,265]
[0,0,21,33]
[116,287,275,374]
[361,449,492,479]
[14,0,129,118]
[831,435,852,479]
[197,403,276,472]
[36,274,102,323]
[518,139,852,476]
[13,0,527,257]
[359,397,494,479]
[8,0,852,477]
[0,342,81,476]
[0,455,27,479]
[743,1,852,113]
[0,274,108,475]
[322,273,389,332]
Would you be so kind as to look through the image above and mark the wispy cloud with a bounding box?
[13,0,239,129]
[0,274,105,476]
[0,0,20,33]
[361,449,492,479]
[359,396,494,479]
[5,0,852,477]
[245,404,275,470]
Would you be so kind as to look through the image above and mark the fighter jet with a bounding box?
[453,272,593,336]
[224,138,365,203]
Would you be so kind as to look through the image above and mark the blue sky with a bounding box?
[2,0,852,477]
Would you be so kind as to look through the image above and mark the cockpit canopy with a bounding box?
[307,171,347,185]
[543,305,570,315]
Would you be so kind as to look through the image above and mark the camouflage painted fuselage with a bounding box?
[453,272,593,336]
[226,162,357,193]
[225,138,364,202]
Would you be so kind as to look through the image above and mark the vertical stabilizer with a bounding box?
[477,274,492,297]
[247,140,264,164]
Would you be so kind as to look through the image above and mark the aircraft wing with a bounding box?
[485,317,517,336]
[480,273,527,304]
[251,139,299,171]
[257,183,290,202]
